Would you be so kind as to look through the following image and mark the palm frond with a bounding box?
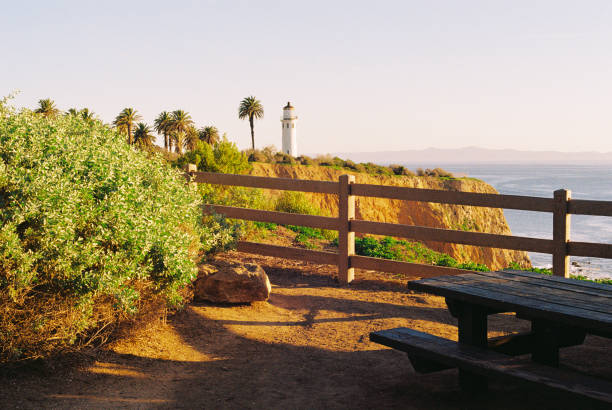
[35,98,61,118]
[238,96,264,119]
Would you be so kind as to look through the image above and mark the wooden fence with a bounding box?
[185,164,612,284]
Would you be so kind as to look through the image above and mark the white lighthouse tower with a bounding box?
[281,101,297,156]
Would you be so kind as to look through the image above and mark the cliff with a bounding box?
[250,163,531,271]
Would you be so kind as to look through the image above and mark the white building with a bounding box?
[281,101,297,156]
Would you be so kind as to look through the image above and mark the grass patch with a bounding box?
[287,225,336,249]
[253,221,277,231]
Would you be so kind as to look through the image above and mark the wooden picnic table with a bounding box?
[406,269,612,392]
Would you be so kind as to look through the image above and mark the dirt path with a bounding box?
[2,251,611,409]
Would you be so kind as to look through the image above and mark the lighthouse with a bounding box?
[281,101,297,156]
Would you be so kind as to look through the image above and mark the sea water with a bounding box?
[403,163,612,280]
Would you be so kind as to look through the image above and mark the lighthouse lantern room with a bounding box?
[281,101,297,156]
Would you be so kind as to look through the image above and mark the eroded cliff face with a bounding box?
[250,163,531,271]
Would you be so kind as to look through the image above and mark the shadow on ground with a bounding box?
[2,256,611,409]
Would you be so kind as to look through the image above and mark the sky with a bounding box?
[1,0,611,154]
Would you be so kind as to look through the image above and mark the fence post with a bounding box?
[185,163,197,186]
[338,174,356,284]
[553,189,571,277]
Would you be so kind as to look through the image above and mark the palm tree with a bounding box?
[185,126,200,151]
[133,122,155,148]
[35,99,61,118]
[199,125,220,145]
[67,108,96,122]
[113,108,142,145]
[154,111,172,152]
[168,109,194,155]
[238,96,264,150]
[80,108,96,121]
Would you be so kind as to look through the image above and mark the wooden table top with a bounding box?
[408,269,612,337]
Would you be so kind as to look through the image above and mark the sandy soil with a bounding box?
[1,251,611,409]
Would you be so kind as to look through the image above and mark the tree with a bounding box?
[185,126,200,152]
[35,98,61,118]
[154,111,172,152]
[238,96,264,150]
[199,125,220,145]
[168,109,194,155]
[67,108,96,122]
[133,122,155,149]
[80,108,96,122]
[113,108,142,145]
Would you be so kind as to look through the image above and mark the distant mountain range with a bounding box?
[330,147,612,165]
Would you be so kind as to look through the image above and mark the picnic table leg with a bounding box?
[531,320,559,366]
[448,300,489,393]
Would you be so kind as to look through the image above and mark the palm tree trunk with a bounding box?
[176,134,182,155]
[164,133,168,151]
[128,124,132,145]
[249,115,255,150]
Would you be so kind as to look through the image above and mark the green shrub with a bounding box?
[248,150,267,162]
[269,152,295,165]
[253,221,277,230]
[177,139,251,175]
[199,184,271,238]
[287,225,336,244]
[417,167,454,178]
[389,164,416,176]
[455,261,490,272]
[297,155,314,165]
[274,191,321,216]
[275,192,336,245]
[0,100,235,362]
[507,262,551,274]
[361,162,394,176]
[505,262,611,285]
[435,254,458,267]
[346,235,490,271]
[570,275,612,285]
[176,139,265,236]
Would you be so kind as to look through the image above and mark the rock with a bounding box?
[194,262,271,303]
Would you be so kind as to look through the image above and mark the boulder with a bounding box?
[194,262,271,303]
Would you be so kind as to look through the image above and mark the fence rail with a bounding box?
[187,166,612,283]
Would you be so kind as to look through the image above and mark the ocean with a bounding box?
[402,163,612,280]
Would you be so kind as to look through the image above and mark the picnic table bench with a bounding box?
[370,269,612,403]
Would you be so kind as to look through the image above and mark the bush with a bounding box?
[360,162,394,176]
[315,154,334,166]
[389,164,415,176]
[0,100,235,362]
[177,141,270,237]
[177,139,251,175]
[248,150,267,162]
[274,191,321,216]
[274,192,335,244]
[274,152,296,165]
[245,146,277,163]
[505,262,612,285]
[296,155,314,165]
[348,235,490,271]
[242,150,456,180]
[416,167,454,178]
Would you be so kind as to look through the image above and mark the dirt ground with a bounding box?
[2,251,611,409]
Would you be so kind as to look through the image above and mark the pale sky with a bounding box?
[2,0,611,154]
